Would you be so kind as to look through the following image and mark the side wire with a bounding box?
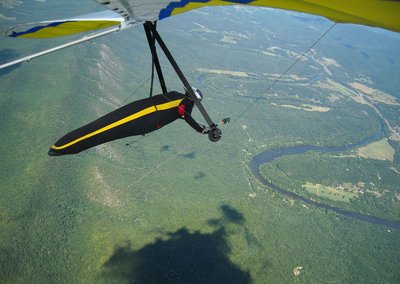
[119,76,155,146]
[119,76,151,106]
[228,23,336,128]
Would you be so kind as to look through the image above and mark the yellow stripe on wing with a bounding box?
[18,20,121,38]
[51,99,183,150]
[169,0,400,33]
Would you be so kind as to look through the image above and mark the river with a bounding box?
[249,128,400,229]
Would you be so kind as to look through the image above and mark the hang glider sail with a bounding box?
[5,0,400,40]
[1,0,398,70]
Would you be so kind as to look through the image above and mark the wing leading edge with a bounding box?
[6,10,126,39]
[97,0,400,33]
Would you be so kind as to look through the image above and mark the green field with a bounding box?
[1,3,400,283]
[301,182,359,203]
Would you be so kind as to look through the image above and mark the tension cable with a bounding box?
[228,23,337,128]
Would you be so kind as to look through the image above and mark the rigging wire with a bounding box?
[126,153,177,189]
[119,76,152,106]
[149,55,155,97]
[227,23,337,129]
[120,76,157,146]
[115,76,155,146]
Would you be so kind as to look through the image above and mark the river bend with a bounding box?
[250,129,400,229]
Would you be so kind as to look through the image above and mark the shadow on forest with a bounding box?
[194,171,206,180]
[221,204,244,224]
[0,49,21,76]
[179,151,196,159]
[102,205,252,283]
[160,145,170,152]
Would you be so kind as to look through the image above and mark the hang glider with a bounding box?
[1,1,399,149]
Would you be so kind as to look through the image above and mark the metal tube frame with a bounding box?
[0,26,121,70]
[145,21,217,128]
[143,22,167,95]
